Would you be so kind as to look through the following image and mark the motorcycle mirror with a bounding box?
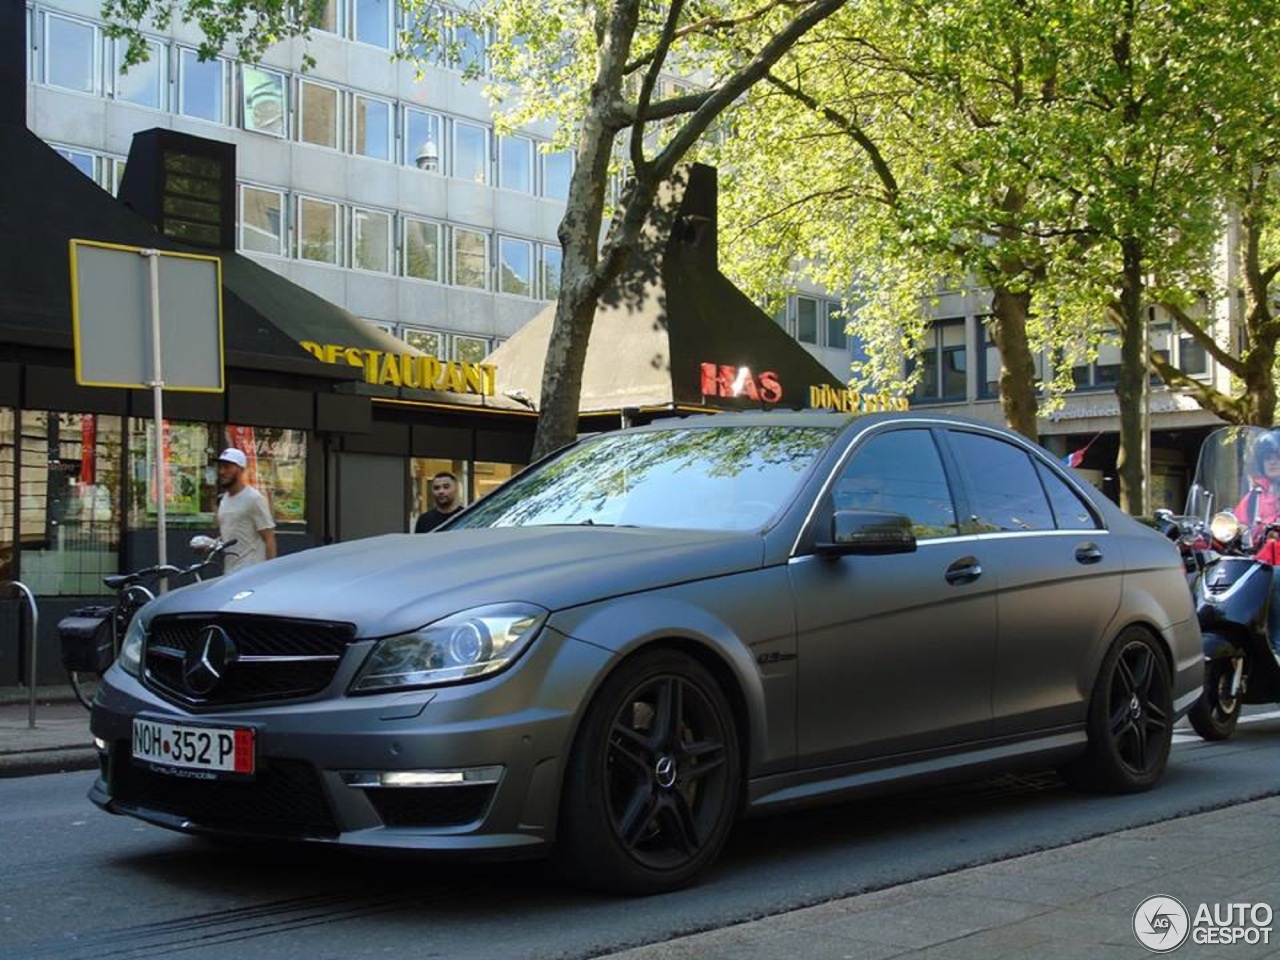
[189,535,216,551]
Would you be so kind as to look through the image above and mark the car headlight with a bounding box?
[351,603,548,693]
[117,614,147,677]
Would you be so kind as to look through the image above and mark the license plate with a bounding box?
[131,718,255,776]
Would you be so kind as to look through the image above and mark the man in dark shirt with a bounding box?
[414,471,464,532]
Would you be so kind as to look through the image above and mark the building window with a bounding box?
[242,65,286,137]
[405,108,443,171]
[450,15,488,73]
[796,296,819,344]
[453,121,489,184]
[298,196,341,264]
[54,146,96,180]
[453,335,490,363]
[240,185,285,255]
[352,94,391,160]
[913,319,967,402]
[540,243,562,300]
[179,49,227,123]
[314,0,342,33]
[498,236,533,296]
[404,328,443,357]
[499,135,533,193]
[453,227,489,288]
[111,38,165,109]
[352,208,391,272]
[542,149,572,201]
[404,217,443,282]
[825,301,846,350]
[353,0,391,47]
[1179,330,1208,376]
[44,14,99,95]
[298,79,340,149]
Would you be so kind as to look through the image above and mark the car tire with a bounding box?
[1064,627,1173,794]
[557,649,740,895]
[1187,656,1242,741]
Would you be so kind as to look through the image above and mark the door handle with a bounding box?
[945,556,982,585]
[1075,543,1103,565]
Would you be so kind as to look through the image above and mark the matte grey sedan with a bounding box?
[89,412,1201,894]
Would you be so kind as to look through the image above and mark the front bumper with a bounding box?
[88,627,611,856]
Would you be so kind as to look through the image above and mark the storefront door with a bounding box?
[336,453,407,541]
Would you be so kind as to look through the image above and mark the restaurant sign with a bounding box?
[301,341,496,396]
[700,363,783,403]
[808,385,910,413]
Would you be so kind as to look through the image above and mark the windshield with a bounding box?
[1186,425,1278,530]
[452,425,839,532]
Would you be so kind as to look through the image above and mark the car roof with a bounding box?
[620,410,1012,434]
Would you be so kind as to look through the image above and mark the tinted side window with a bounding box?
[834,429,958,538]
[948,431,1054,532]
[1035,460,1101,530]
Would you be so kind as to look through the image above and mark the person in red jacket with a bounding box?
[1234,431,1280,537]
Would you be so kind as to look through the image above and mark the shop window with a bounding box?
[111,38,165,109]
[453,227,489,289]
[473,461,522,501]
[353,94,391,160]
[405,108,443,171]
[45,14,99,95]
[453,335,490,363]
[498,236,532,296]
[542,149,572,201]
[179,49,227,123]
[404,217,442,282]
[453,121,489,184]
[126,421,307,532]
[353,208,391,272]
[19,412,122,596]
[298,196,341,264]
[404,328,443,357]
[0,410,13,583]
[299,79,340,149]
[354,0,392,48]
[242,65,286,137]
[410,458,468,529]
[240,185,285,255]
[540,244,562,301]
[499,135,533,193]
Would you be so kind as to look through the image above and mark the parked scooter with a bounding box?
[1160,425,1280,740]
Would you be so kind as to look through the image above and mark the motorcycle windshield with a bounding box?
[1186,425,1273,525]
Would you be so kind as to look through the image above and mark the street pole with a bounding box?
[144,250,167,582]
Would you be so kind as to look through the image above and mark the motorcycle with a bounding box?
[1158,425,1280,741]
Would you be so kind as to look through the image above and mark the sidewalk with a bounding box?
[0,685,97,777]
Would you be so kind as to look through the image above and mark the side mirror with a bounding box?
[816,509,917,558]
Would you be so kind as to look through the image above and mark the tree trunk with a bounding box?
[988,286,1039,442]
[1115,236,1147,516]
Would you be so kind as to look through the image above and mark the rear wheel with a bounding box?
[1065,627,1173,793]
[67,670,100,710]
[1187,657,1242,741]
[558,650,740,895]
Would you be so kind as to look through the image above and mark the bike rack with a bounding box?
[2,581,39,729]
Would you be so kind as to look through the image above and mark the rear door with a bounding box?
[941,428,1122,736]
[790,426,997,768]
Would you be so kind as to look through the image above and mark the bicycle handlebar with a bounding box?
[102,538,239,591]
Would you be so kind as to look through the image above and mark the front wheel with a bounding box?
[67,669,101,710]
[1064,627,1173,793]
[1187,657,1242,741]
[557,650,741,895]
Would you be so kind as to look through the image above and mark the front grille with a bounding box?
[112,749,338,838]
[364,785,495,827]
[144,614,356,707]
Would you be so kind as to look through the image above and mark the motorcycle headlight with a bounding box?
[1210,511,1242,545]
[351,603,547,693]
[117,614,147,677]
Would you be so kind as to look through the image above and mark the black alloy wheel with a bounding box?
[559,650,740,895]
[1187,657,1242,741]
[1066,627,1173,793]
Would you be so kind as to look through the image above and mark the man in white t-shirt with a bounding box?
[209,447,277,574]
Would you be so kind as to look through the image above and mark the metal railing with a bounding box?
[3,581,39,729]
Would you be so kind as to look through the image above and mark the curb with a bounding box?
[0,746,98,779]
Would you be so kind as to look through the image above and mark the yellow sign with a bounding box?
[809,385,910,413]
[301,342,497,396]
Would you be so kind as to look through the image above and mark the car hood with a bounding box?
[147,526,765,637]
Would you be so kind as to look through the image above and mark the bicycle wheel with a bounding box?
[67,669,101,710]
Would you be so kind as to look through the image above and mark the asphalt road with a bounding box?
[1,712,1278,960]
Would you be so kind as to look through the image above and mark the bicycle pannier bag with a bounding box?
[57,605,115,673]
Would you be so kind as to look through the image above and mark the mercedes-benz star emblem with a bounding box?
[183,625,238,696]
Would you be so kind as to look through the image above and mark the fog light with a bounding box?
[94,736,108,751]
[342,765,503,788]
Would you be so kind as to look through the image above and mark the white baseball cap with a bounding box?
[217,447,248,469]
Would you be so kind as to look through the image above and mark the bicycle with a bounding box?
[58,536,237,709]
